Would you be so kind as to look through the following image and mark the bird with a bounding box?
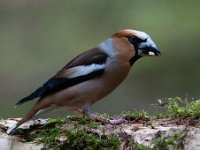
[7,29,160,134]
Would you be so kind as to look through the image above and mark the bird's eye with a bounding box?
[128,36,139,44]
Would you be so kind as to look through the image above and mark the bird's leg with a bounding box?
[108,117,124,125]
[81,104,124,125]
[81,104,92,117]
[74,105,124,125]
[79,104,107,123]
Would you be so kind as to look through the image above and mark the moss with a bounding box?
[61,129,102,150]
[39,128,60,144]
[16,117,120,149]
[16,118,65,143]
[151,113,168,119]
[14,97,200,149]
[150,97,200,120]
[151,131,185,150]
[59,130,120,150]
[69,116,101,129]
[133,143,152,150]
[44,118,65,126]
[152,136,171,150]
[130,131,185,150]
[121,110,149,121]
[165,97,200,119]
[119,97,200,120]
[106,134,121,149]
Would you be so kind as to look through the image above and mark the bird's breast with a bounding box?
[51,59,131,107]
[95,59,130,99]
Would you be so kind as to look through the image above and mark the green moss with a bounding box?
[17,118,65,143]
[151,113,168,119]
[107,134,121,149]
[152,136,170,150]
[165,97,200,119]
[130,131,185,150]
[39,128,60,144]
[49,129,120,150]
[133,143,152,150]
[15,97,200,149]
[121,110,149,121]
[16,117,120,149]
[70,116,101,129]
[45,118,65,126]
[151,131,185,150]
[62,129,102,150]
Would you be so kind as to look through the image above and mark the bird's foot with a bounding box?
[87,113,109,124]
[88,114,124,125]
[75,109,124,125]
[109,117,124,125]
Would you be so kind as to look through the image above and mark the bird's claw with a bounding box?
[109,117,124,125]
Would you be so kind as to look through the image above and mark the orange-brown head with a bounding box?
[109,29,160,65]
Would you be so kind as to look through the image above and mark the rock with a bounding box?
[0,133,43,150]
[0,118,200,149]
[184,128,200,150]
[0,118,46,150]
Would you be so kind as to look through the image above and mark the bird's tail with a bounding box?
[7,124,18,135]
[15,86,46,106]
[8,96,52,135]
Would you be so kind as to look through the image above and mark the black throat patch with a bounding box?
[129,55,141,66]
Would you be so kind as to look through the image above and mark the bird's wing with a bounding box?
[16,48,108,106]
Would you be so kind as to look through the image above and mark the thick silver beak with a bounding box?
[138,37,161,56]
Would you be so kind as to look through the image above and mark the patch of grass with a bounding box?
[38,118,65,144]
[121,110,149,121]
[165,97,200,119]
[130,131,185,150]
[15,97,200,149]
[106,134,121,149]
[16,117,120,149]
[70,116,101,129]
[17,118,65,143]
[152,131,185,150]
[42,118,65,128]
[133,143,152,150]
[39,128,60,144]
[56,129,120,150]
[152,136,171,150]
[97,112,111,118]
[151,113,168,119]
[88,121,99,128]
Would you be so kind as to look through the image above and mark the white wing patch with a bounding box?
[67,64,105,78]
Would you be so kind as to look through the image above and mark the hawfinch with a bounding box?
[7,29,160,134]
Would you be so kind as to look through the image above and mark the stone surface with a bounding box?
[0,133,43,150]
[0,118,200,149]
[184,128,200,150]
[0,118,46,150]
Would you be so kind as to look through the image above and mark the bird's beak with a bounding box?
[138,37,161,56]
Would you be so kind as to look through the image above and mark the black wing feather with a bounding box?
[16,69,104,106]
[16,50,108,106]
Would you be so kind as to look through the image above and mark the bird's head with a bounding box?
[110,29,161,65]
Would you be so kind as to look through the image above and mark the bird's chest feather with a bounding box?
[96,60,130,96]
[74,59,130,103]
[53,59,131,106]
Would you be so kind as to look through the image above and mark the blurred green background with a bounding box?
[0,0,200,118]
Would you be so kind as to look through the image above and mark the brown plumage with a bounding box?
[7,29,160,134]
